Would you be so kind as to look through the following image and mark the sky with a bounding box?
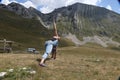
[0,0,120,14]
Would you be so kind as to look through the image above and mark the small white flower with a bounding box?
[22,67,27,70]
[27,70,36,74]
[8,69,14,72]
[96,59,100,62]
[30,71,36,74]
[0,72,7,77]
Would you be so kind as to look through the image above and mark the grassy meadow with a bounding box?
[0,46,120,80]
[0,5,120,80]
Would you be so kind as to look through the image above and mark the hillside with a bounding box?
[0,47,120,80]
[35,3,120,47]
[0,7,74,50]
[38,3,120,37]
[0,8,53,50]
[0,2,120,80]
[0,2,120,48]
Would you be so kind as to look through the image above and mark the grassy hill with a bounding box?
[0,8,75,51]
[0,3,120,80]
[0,8,53,50]
[0,46,120,80]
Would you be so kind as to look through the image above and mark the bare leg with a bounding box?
[53,51,56,59]
[51,51,56,59]
[39,58,46,67]
[40,58,45,64]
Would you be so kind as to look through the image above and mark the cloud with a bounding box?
[118,8,120,13]
[83,0,101,5]
[1,0,102,13]
[40,7,52,14]
[106,5,112,10]
[1,0,10,5]
[1,0,36,8]
[20,1,36,8]
[30,0,101,13]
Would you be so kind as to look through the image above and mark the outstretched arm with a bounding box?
[53,21,58,36]
[53,21,60,40]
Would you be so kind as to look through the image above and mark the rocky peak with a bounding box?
[7,2,34,18]
[0,4,8,9]
[28,7,44,16]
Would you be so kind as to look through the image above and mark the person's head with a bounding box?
[51,36,60,41]
[53,36,60,40]
[51,38,57,41]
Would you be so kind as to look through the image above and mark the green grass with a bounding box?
[0,46,120,80]
[0,8,52,50]
[0,8,75,50]
[0,7,120,79]
[109,46,120,51]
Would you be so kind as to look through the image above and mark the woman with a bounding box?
[39,21,60,67]
[51,21,59,59]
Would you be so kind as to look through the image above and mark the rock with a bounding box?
[0,72,7,77]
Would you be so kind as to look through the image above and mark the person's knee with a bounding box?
[42,52,49,59]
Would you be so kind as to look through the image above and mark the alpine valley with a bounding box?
[0,2,120,49]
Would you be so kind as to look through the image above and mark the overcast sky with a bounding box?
[0,0,120,14]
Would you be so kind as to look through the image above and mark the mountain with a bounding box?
[0,6,52,50]
[0,2,36,18]
[37,3,120,37]
[0,3,73,50]
[0,2,120,48]
[33,3,120,47]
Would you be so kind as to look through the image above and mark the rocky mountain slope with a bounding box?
[37,3,120,37]
[0,2,120,47]
[35,3,120,47]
